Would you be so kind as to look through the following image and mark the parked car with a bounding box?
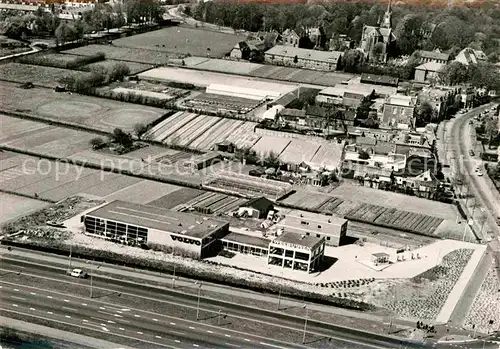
[474,168,483,176]
[46,220,65,228]
[66,268,88,278]
[469,149,475,156]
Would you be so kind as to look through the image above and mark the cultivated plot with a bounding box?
[104,179,181,205]
[147,187,204,209]
[0,193,48,224]
[251,136,290,157]
[111,26,246,58]
[82,59,154,75]
[0,62,89,87]
[63,45,173,65]
[190,59,262,75]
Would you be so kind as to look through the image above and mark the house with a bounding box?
[382,95,417,129]
[316,85,374,107]
[305,26,326,49]
[281,29,300,47]
[359,0,396,62]
[454,48,487,66]
[280,108,307,126]
[404,148,437,176]
[353,165,393,189]
[360,73,399,87]
[414,62,445,83]
[417,50,450,64]
[237,197,274,219]
[214,140,235,153]
[256,30,281,49]
[418,86,459,121]
[264,45,342,71]
[229,40,265,61]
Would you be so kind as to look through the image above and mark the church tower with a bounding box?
[381,0,392,29]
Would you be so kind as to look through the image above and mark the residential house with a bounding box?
[315,85,374,108]
[329,34,354,51]
[305,27,326,49]
[381,95,417,129]
[354,165,393,189]
[414,62,445,83]
[264,45,342,71]
[347,76,398,98]
[417,50,450,64]
[256,30,281,49]
[403,148,437,177]
[418,86,460,121]
[229,40,265,61]
[281,29,300,47]
[395,169,440,198]
[344,141,406,172]
[454,48,487,66]
[347,126,396,142]
[359,0,396,62]
[280,108,307,127]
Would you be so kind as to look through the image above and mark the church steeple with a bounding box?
[381,0,392,29]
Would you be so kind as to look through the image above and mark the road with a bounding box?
[0,256,428,349]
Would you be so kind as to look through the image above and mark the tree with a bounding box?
[293,55,298,64]
[342,49,364,73]
[468,63,500,93]
[90,137,105,149]
[109,128,133,148]
[371,42,385,62]
[431,17,474,50]
[439,61,468,86]
[358,149,370,160]
[55,22,75,45]
[416,101,435,126]
[108,62,130,82]
[133,123,148,139]
[262,151,280,169]
[394,14,425,55]
[298,36,314,49]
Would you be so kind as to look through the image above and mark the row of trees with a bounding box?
[439,61,500,92]
[192,2,500,58]
[59,62,130,93]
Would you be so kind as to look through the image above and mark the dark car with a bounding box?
[469,149,475,156]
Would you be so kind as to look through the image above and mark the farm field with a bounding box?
[82,59,153,75]
[0,82,166,132]
[0,62,89,87]
[187,58,262,75]
[111,26,246,58]
[0,193,48,223]
[63,45,173,65]
[331,184,456,220]
[145,111,259,151]
[147,187,205,209]
[278,189,332,210]
[103,179,181,205]
[139,67,297,95]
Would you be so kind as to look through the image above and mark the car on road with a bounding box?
[496,217,500,226]
[469,149,475,156]
[67,268,88,278]
[474,168,483,176]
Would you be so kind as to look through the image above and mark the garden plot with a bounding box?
[331,184,456,220]
[0,193,48,224]
[146,187,204,209]
[139,67,297,96]
[149,112,198,143]
[63,45,173,64]
[82,174,141,198]
[189,118,241,151]
[144,111,186,140]
[192,59,262,75]
[279,139,320,165]
[154,151,192,165]
[251,136,289,157]
[103,179,180,205]
[0,114,52,144]
[0,82,166,132]
[308,143,344,171]
[315,197,344,213]
[278,189,331,210]
[168,115,222,147]
[111,26,246,58]
[225,122,260,149]
[0,63,89,87]
[83,59,153,75]
[377,249,475,321]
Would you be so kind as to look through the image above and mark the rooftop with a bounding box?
[386,94,417,107]
[284,209,347,226]
[418,50,450,62]
[319,85,374,97]
[272,231,324,250]
[221,231,270,249]
[240,196,273,212]
[184,151,222,165]
[265,45,342,63]
[360,73,398,87]
[416,62,445,72]
[85,200,228,239]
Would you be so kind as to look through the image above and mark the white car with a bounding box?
[474,168,483,176]
[67,268,88,278]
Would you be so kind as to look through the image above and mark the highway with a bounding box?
[0,255,429,349]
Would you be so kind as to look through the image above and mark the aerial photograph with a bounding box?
[0,0,499,347]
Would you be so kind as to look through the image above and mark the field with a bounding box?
[0,193,48,224]
[83,59,153,75]
[139,67,297,95]
[111,26,246,58]
[147,187,205,209]
[185,58,262,75]
[0,82,166,132]
[63,45,174,65]
[183,93,262,114]
[103,179,181,205]
[145,111,260,151]
[0,62,89,87]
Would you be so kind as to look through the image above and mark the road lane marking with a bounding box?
[82,303,87,306]
[30,292,36,295]
[121,308,130,311]
[65,315,71,319]
[62,307,77,311]
[174,340,180,343]
[134,314,141,318]
[12,304,18,307]
[11,296,26,300]
[206,330,213,333]
[114,314,123,318]
[47,311,53,314]
[99,307,105,310]
[193,345,199,348]
[102,327,109,332]
[64,299,70,302]
[119,328,125,331]
[137,332,143,335]
[29,308,35,311]
[47,296,52,299]
[225,343,240,347]
[155,335,162,339]
[244,339,251,342]
[189,326,195,330]
[82,320,88,323]
[107,320,115,324]
[170,322,176,325]
[225,334,231,337]
[153,318,158,321]
[14,288,19,291]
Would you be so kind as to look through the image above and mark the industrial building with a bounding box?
[277,210,348,246]
[268,232,325,273]
[220,231,270,257]
[237,197,274,218]
[81,200,229,259]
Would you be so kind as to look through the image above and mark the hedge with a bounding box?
[18,52,105,70]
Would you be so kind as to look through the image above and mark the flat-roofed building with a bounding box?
[81,200,229,259]
[268,232,324,273]
[277,210,348,246]
[220,231,270,257]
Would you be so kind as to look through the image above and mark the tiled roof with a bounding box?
[418,50,450,62]
[416,62,445,72]
[282,108,306,118]
[265,45,342,63]
[360,73,398,87]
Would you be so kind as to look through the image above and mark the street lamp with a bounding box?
[88,260,100,299]
[68,243,72,271]
[302,304,309,344]
[195,281,202,320]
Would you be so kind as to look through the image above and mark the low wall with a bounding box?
[254,127,333,143]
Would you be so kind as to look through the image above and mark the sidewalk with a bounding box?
[0,316,134,349]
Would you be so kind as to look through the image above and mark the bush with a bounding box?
[90,137,105,149]
[108,62,130,82]
[18,52,105,69]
